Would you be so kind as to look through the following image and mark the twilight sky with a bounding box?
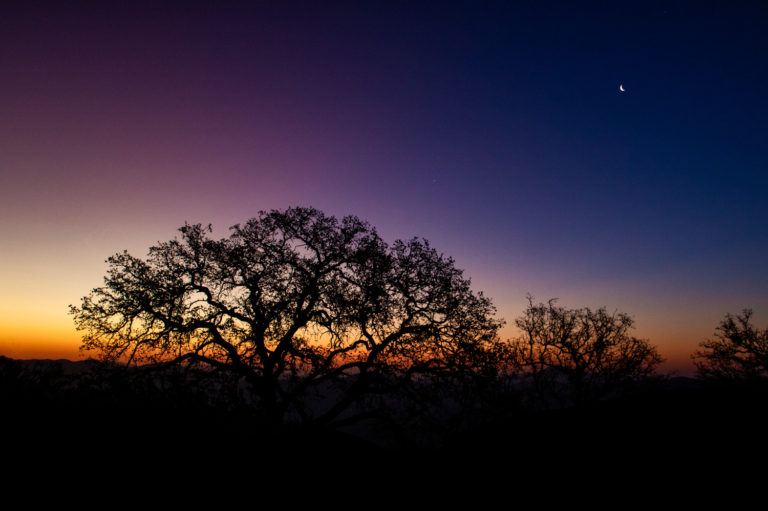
[1,1,766,374]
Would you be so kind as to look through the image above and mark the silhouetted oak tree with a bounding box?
[71,207,503,427]
[511,297,663,407]
[693,309,768,380]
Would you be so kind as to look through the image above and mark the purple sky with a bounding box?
[1,1,767,373]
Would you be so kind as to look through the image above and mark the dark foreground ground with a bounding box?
[3,357,767,490]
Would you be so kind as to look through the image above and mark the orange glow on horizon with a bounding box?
[0,322,84,360]
[1,323,701,377]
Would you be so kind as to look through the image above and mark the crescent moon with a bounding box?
[619,84,625,92]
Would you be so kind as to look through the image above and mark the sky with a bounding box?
[1,0,766,374]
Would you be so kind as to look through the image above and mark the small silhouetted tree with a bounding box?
[70,207,504,429]
[511,296,663,407]
[693,309,768,380]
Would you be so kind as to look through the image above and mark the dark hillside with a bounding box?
[3,357,767,480]
[445,377,768,477]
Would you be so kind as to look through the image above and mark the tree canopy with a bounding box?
[70,207,504,427]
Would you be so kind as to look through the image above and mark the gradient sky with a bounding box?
[1,1,766,374]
